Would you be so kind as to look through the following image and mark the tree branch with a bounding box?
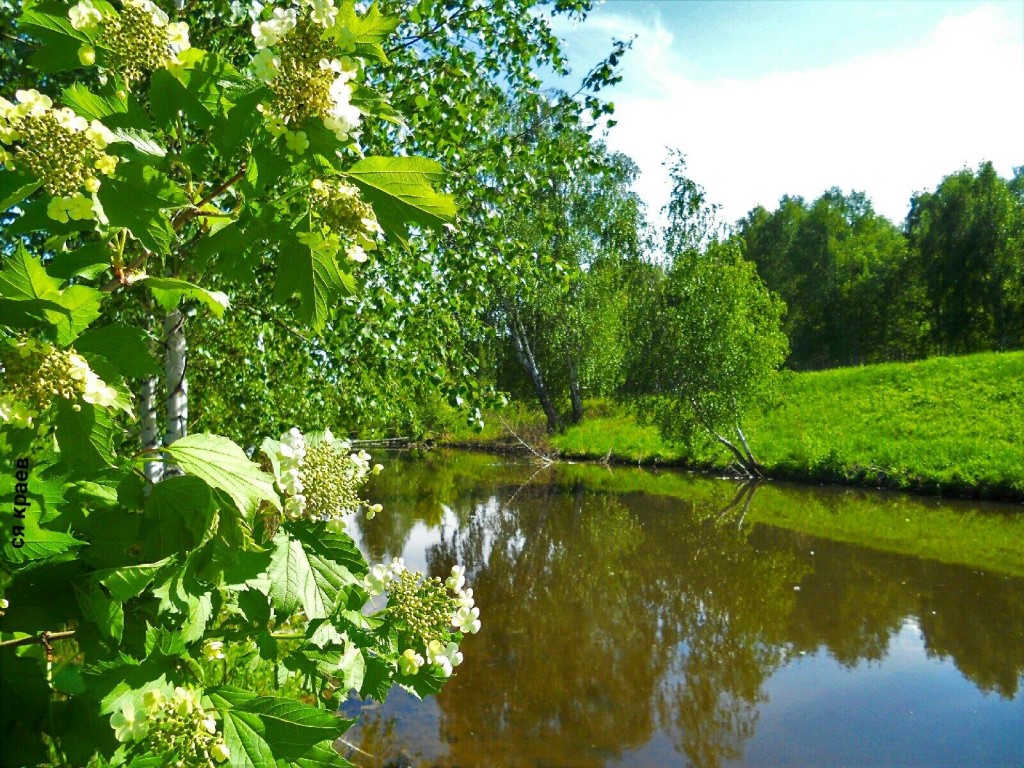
[172,164,248,231]
[0,630,76,650]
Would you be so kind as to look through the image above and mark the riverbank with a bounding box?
[442,350,1024,503]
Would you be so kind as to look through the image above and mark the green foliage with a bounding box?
[907,161,1024,355]
[491,144,649,429]
[179,0,622,438]
[622,238,788,469]
[0,3,480,767]
[740,164,1024,370]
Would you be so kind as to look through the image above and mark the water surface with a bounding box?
[341,450,1024,768]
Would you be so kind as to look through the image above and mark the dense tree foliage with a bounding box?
[740,163,1024,370]
[622,240,787,475]
[906,161,1024,355]
[178,0,629,436]
[491,146,649,430]
[0,3,496,767]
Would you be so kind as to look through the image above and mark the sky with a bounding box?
[550,0,1024,227]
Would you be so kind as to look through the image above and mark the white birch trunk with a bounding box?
[140,375,164,483]
[163,309,188,476]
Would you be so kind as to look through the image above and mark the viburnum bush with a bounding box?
[0,2,474,767]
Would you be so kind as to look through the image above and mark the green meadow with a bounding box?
[446,350,1024,501]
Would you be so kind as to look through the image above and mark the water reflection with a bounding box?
[342,451,1024,768]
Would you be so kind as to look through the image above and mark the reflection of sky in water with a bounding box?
[344,619,1024,768]
[729,620,1024,767]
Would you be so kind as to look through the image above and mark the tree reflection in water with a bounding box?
[344,451,1024,768]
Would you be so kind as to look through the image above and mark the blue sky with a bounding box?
[550,0,1024,226]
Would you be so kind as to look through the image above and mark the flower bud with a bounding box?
[211,741,230,763]
[78,44,97,66]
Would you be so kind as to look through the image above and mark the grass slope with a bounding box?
[447,351,1024,501]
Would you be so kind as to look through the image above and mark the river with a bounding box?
[339,449,1024,768]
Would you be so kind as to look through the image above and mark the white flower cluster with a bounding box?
[275,426,308,518]
[365,562,480,680]
[1,338,118,429]
[447,564,482,635]
[68,0,190,84]
[249,0,363,145]
[304,178,384,263]
[363,555,408,596]
[110,686,229,766]
[0,89,117,221]
[262,427,383,523]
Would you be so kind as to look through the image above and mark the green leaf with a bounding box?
[246,141,292,191]
[358,655,393,701]
[97,164,187,254]
[0,169,44,211]
[54,400,119,472]
[143,276,230,317]
[20,2,95,73]
[163,434,279,516]
[214,84,273,160]
[52,664,87,696]
[274,235,353,330]
[45,242,111,280]
[267,526,366,620]
[19,3,91,43]
[401,665,447,700]
[193,222,251,280]
[0,247,103,340]
[345,156,456,243]
[243,696,353,741]
[221,709,277,768]
[93,558,172,602]
[62,83,128,121]
[145,624,188,657]
[49,284,103,345]
[332,0,400,64]
[150,559,215,644]
[335,642,365,693]
[74,580,124,642]
[148,69,194,129]
[208,687,354,765]
[75,324,160,378]
[143,475,216,555]
[109,127,166,157]
[173,49,245,123]
[29,39,88,73]
[2,513,85,564]
[148,50,243,131]
[0,297,62,331]
[0,244,62,301]
[82,654,175,715]
[292,743,358,768]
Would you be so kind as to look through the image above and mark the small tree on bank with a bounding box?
[623,240,788,477]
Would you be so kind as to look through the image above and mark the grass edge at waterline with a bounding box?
[443,350,1024,503]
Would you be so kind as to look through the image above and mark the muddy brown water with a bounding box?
[339,450,1024,768]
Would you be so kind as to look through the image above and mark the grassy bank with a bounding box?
[445,351,1024,501]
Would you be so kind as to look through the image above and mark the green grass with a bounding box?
[445,351,1024,501]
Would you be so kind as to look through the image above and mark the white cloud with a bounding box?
[591,4,1024,227]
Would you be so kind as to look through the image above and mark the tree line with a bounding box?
[484,154,1022,471]
[740,161,1024,369]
